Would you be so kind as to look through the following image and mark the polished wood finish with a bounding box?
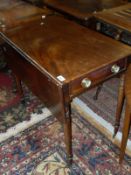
[23,0,43,7]
[93,3,131,46]
[0,0,22,9]
[94,3,131,32]
[117,65,131,163]
[43,0,127,21]
[1,17,130,86]
[0,0,52,69]
[114,74,125,138]
[0,0,52,33]
[1,15,131,163]
[114,74,125,137]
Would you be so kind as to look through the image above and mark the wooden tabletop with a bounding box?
[43,0,127,20]
[0,0,52,32]
[94,3,131,32]
[1,16,131,84]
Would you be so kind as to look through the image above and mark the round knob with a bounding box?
[115,33,121,41]
[40,22,44,26]
[42,15,46,19]
[115,29,122,41]
[1,24,6,28]
[81,78,92,88]
[96,22,101,31]
[111,64,120,74]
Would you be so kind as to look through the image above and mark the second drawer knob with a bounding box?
[81,78,92,88]
[111,64,120,74]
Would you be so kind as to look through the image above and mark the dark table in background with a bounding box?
[43,0,128,25]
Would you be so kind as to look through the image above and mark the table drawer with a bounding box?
[121,31,131,46]
[70,58,127,97]
[95,21,131,46]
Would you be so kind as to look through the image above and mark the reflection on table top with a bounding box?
[0,0,52,32]
[1,16,131,83]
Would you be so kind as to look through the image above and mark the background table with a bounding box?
[43,0,127,25]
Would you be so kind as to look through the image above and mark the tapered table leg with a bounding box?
[113,73,125,138]
[119,103,131,163]
[63,104,72,165]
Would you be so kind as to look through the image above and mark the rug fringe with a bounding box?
[0,108,51,143]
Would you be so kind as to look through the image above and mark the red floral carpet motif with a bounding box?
[0,113,131,175]
[0,72,20,112]
[0,71,44,133]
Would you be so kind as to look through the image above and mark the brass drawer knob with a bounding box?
[115,29,122,41]
[42,15,46,19]
[81,78,92,88]
[1,24,6,28]
[96,22,101,31]
[0,18,6,28]
[111,64,120,74]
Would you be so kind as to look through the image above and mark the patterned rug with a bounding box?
[0,111,131,175]
[0,69,51,142]
[0,70,131,174]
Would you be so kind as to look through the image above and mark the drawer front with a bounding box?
[121,31,131,46]
[96,21,118,38]
[96,21,131,46]
[70,58,127,97]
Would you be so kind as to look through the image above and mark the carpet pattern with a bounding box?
[0,70,44,133]
[0,113,131,174]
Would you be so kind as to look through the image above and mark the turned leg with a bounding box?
[93,84,103,100]
[113,74,125,138]
[63,104,72,165]
[59,85,72,165]
[119,103,131,163]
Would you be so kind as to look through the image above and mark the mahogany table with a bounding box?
[43,0,127,25]
[1,15,131,163]
[94,3,131,46]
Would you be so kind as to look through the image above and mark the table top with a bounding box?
[43,0,127,20]
[0,0,51,32]
[94,3,131,32]
[1,16,131,84]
